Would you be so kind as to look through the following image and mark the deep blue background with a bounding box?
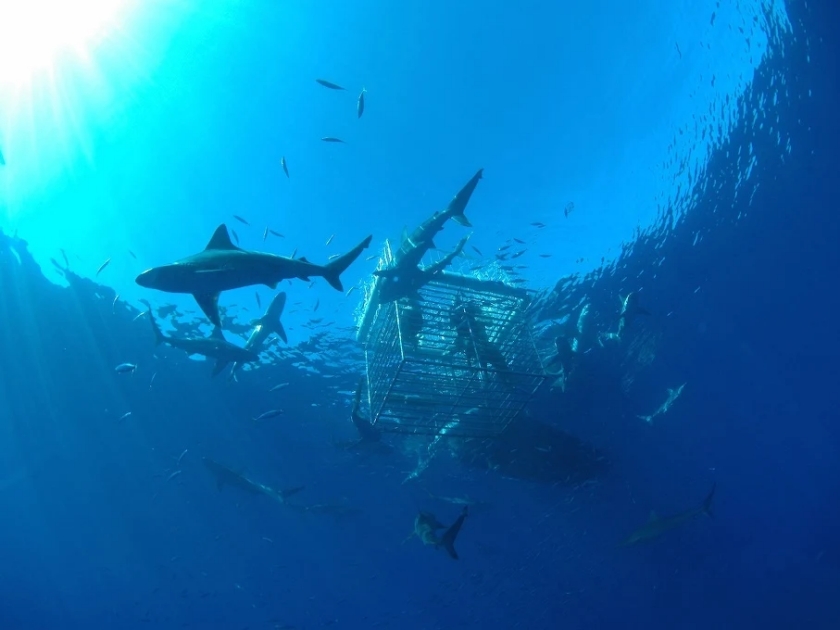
[1,1,838,628]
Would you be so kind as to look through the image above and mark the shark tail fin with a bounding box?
[440,507,468,560]
[149,314,164,346]
[702,483,716,518]
[321,235,373,292]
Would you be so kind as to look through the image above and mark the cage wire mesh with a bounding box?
[357,263,547,438]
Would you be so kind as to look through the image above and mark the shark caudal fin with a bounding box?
[445,169,483,227]
[440,507,468,560]
[702,483,716,518]
[265,292,288,343]
[148,314,165,346]
[321,235,373,291]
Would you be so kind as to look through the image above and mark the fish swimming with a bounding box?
[147,312,258,377]
[96,258,111,276]
[281,156,289,178]
[114,362,137,374]
[357,87,366,118]
[374,235,469,304]
[233,215,249,225]
[135,224,372,328]
[409,507,469,560]
[202,457,304,504]
[315,79,345,90]
[621,484,715,546]
[321,137,345,143]
[230,292,288,378]
[253,409,284,421]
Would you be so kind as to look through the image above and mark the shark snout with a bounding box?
[135,268,157,288]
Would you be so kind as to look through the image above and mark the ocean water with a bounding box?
[1,1,838,628]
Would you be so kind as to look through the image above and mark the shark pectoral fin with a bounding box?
[211,359,229,377]
[193,293,221,327]
[276,321,288,344]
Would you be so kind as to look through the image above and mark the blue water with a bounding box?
[1,0,838,628]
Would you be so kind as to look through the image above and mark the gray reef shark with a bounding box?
[202,457,304,504]
[409,506,469,559]
[621,483,715,546]
[230,291,287,379]
[148,311,258,377]
[374,235,470,304]
[136,224,372,327]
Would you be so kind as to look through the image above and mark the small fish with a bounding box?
[346,286,356,296]
[290,247,298,258]
[539,253,552,258]
[115,362,137,374]
[117,411,132,421]
[96,258,111,276]
[513,238,525,244]
[564,202,575,217]
[166,470,182,483]
[149,373,157,390]
[255,292,261,309]
[313,299,320,312]
[128,250,137,259]
[281,156,289,178]
[112,294,120,313]
[233,215,250,225]
[325,234,334,246]
[269,229,284,238]
[60,249,70,267]
[263,227,268,241]
[357,87,366,118]
[321,137,345,143]
[471,246,483,256]
[316,79,345,90]
[231,230,240,244]
[253,409,284,422]
[176,449,188,466]
[269,382,290,391]
[530,221,546,228]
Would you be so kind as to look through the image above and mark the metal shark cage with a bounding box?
[356,268,547,439]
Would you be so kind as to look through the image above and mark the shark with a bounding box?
[389,168,482,269]
[374,235,470,304]
[409,506,469,559]
[202,457,304,504]
[148,312,258,377]
[230,291,288,379]
[621,483,716,546]
[136,224,372,327]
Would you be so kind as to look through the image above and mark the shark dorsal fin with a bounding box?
[648,510,659,522]
[298,256,309,263]
[205,225,237,250]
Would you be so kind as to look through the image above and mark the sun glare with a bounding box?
[0,1,132,86]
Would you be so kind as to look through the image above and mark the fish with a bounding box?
[321,137,345,143]
[263,227,268,241]
[128,250,137,259]
[269,382,289,391]
[231,230,239,244]
[471,245,483,256]
[146,312,258,377]
[621,484,715,546]
[281,156,289,178]
[96,258,111,277]
[372,169,482,304]
[374,235,470,303]
[135,225,371,328]
[357,87,366,118]
[233,215,250,225]
[117,411,132,421]
[408,507,469,560]
[315,79,345,90]
[230,292,288,378]
[269,230,284,238]
[325,234,334,246]
[255,292,261,309]
[253,409,284,422]
[202,457,304,504]
[114,362,137,374]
